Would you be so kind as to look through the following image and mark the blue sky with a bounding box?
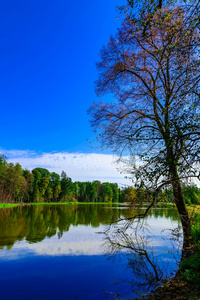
[0,0,130,184]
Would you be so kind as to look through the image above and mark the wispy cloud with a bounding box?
[0,148,131,185]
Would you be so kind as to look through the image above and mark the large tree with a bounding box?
[88,7,200,247]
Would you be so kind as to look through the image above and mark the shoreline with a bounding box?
[138,268,200,300]
[0,202,119,208]
[137,207,200,300]
[0,202,178,209]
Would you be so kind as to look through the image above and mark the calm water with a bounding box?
[0,204,182,300]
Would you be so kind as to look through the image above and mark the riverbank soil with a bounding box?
[142,269,200,300]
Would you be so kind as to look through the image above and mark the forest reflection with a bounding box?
[0,204,180,249]
[0,204,183,298]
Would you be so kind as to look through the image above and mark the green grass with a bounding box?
[180,211,200,289]
[0,203,19,208]
[0,202,118,209]
[30,202,117,205]
[181,253,200,288]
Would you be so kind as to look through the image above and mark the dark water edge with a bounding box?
[0,204,182,300]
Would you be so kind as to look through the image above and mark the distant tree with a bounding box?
[61,171,67,179]
[84,182,92,202]
[54,184,62,201]
[110,183,119,202]
[39,177,49,199]
[84,181,98,202]
[45,186,53,202]
[100,183,113,202]
[183,184,200,205]
[119,188,126,203]
[78,182,87,202]
[60,171,74,201]
[0,157,8,201]
[12,163,28,202]
[125,187,137,203]
[74,182,80,201]
[34,168,50,179]
[92,180,101,202]
[23,170,34,203]
[32,169,42,202]
[50,172,61,202]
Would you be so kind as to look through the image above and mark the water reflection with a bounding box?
[0,205,180,248]
[102,215,182,297]
[0,204,182,299]
[0,204,124,248]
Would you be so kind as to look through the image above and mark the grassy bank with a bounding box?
[1,202,197,209]
[31,202,117,205]
[0,203,19,209]
[0,202,117,208]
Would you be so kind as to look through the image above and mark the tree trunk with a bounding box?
[170,168,191,253]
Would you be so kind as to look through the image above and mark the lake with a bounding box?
[0,204,182,300]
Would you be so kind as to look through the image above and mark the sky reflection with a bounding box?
[0,205,182,299]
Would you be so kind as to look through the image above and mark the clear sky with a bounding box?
[0,0,130,184]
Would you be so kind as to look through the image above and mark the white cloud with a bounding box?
[0,148,131,185]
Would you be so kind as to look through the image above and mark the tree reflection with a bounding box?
[102,217,182,296]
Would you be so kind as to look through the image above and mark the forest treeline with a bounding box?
[0,155,200,204]
[0,155,122,203]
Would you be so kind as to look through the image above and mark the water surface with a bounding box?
[0,204,182,299]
